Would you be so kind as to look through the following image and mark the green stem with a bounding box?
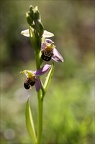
[35,50,43,144]
[29,21,44,143]
[37,91,43,144]
[35,50,41,69]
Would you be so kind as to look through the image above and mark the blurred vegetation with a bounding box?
[0,0,95,144]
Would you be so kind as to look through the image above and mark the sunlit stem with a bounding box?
[28,8,44,144]
[35,50,41,69]
[37,91,43,144]
[35,50,43,144]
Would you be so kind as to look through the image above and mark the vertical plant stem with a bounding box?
[36,50,43,144]
[35,50,41,69]
[37,91,43,144]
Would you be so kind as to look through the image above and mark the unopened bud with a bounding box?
[26,12,33,26]
[36,20,44,36]
[34,11,40,20]
[33,6,40,20]
[29,5,34,18]
[29,5,34,10]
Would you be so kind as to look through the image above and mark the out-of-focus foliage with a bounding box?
[1,0,95,144]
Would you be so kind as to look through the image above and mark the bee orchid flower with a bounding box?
[41,39,64,62]
[21,29,64,62]
[20,64,51,91]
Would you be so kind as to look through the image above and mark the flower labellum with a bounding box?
[41,39,64,62]
[24,78,35,89]
[20,64,51,91]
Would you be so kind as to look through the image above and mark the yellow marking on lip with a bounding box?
[20,70,35,78]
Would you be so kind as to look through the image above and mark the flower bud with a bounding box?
[34,11,40,20]
[29,5,34,10]
[29,5,34,19]
[26,12,33,26]
[33,6,40,20]
[36,20,44,36]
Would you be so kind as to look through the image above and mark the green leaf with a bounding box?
[44,62,54,93]
[25,97,37,143]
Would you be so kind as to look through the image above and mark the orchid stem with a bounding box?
[35,49,41,69]
[37,91,43,144]
[36,50,43,144]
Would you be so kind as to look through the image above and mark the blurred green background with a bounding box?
[1,0,95,144]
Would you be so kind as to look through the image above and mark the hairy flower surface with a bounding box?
[41,39,64,62]
[20,64,51,91]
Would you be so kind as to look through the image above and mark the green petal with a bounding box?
[44,62,54,93]
[25,97,37,143]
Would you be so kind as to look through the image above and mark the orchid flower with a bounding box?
[21,29,64,62]
[20,64,51,91]
[41,39,64,62]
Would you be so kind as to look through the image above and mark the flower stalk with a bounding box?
[37,91,43,144]
[20,5,63,144]
[35,31,43,144]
